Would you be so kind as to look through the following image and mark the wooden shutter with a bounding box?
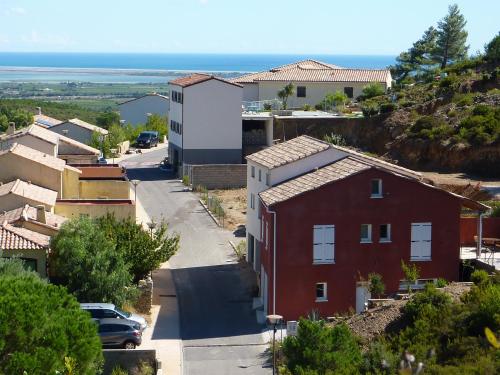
[313,226,323,263]
[313,225,335,263]
[411,223,432,260]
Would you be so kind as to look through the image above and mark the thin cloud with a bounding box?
[6,7,27,15]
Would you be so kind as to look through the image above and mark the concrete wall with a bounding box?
[55,201,135,220]
[258,81,388,108]
[102,349,157,375]
[79,180,130,199]
[119,95,169,126]
[2,249,47,278]
[168,84,183,150]
[50,122,94,145]
[0,134,57,156]
[242,83,259,101]
[0,152,63,197]
[62,168,81,199]
[185,164,247,189]
[0,194,55,213]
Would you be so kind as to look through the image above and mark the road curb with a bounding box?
[198,199,222,227]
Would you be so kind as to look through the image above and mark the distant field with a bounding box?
[52,99,123,112]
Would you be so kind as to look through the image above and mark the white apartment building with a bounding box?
[167,73,243,170]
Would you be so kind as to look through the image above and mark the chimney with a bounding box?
[36,205,46,224]
[36,107,42,115]
[6,122,15,135]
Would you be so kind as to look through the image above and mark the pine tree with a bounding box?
[433,4,469,69]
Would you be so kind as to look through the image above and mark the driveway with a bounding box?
[123,149,270,375]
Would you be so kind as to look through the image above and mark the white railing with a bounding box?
[242,99,280,112]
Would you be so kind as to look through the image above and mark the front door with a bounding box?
[356,282,371,313]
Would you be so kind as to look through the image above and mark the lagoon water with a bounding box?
[0,53,396,83]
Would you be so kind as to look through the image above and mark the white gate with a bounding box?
[356,282,371,313]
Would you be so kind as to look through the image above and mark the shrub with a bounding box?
[182,175,190,186]
[457,107,500,145]
[302,103,312,111]
[379,102,397,113]
[400,100,415,108]
[263,103,272,111]
[436,278,448,288]
[439,74,459,90]
[323,133,347,146]
[409,116,448,138]
[472,104,493,116]
[470,269,490,287]
[452,93,474,107]
[361,102,379,117]
[111,366,128,375]
[401,260,420,293]
[361,83,385,100]
[368,273,385,298]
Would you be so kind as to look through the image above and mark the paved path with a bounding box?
[123,149,270,375]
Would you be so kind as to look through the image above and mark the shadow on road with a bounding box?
[126,167,176,182]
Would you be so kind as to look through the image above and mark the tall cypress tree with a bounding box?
[433,4,469,69]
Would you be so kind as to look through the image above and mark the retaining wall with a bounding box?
[184,164,247,189]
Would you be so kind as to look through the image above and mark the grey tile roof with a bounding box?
[246,135,331,169]
[259,156,371,206]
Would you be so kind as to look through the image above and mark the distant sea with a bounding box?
[0,53,396,83]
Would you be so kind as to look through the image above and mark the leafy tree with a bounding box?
[484,32,500,65]
[432,4,469,69]
[324,91,349,110]
[107,123,127,151]
[401,260,420,293]
[390,26,438,82]
[281,319,362,374]
[51,217,134,306]
[0,273,102,374]
[144,113,168,139]
[277,83,295,109]
[368,273,385,298]
[96,215,180,282]
[96,110,120,129]
[360,83,385,100]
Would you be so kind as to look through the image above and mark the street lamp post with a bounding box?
[147,221,156,238]
[131,179,141,203]
[267,314,283,375]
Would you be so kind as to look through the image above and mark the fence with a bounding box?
[197,185,226,227]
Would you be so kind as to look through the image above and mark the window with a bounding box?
[313,225,335,264]
[251,166,255,178]
[411,222,432,261]
[371,179,382,198]
[297,86,306,97]
[250,193,255,209]
[20,258,37,273]
[266,173,270,186]
[316,282,327,301]
[379,224,391,242]
[102,309,118,318]
[344,87,354,98]
[171,90,183,104]
[360,224,372,243]
[258,169,262,182]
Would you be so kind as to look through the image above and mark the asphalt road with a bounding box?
[123,149,271,375]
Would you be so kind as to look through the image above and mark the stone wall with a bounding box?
[102,349,157,375]
[185,164,247,189]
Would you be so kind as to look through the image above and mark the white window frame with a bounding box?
[250,193,255,210]
[410,222,432,261]
[379,224,391,243]
[371,179,383,198]
[360,224,372,243]
[251,166,255,178]
[316,282,327,302]
[313,225,335,264]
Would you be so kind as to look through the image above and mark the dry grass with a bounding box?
[210,188,247,230]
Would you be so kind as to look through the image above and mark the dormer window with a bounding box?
[371,179,382,198]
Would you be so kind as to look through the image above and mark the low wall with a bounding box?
[460,217,500,245]
[185,164,247,189]
[79,180,130,199]
[117,140,130,154]
[102,349,157,375]
[55,200,136,220]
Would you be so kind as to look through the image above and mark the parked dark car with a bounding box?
[136,131,159,148]
[97,318,142,349]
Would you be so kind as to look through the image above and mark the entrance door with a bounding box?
[356,282,371,313]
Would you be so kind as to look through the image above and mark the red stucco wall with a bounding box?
[260,168,463,321]
[460,217,500,246]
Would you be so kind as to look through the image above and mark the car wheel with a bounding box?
[124,341,136,349]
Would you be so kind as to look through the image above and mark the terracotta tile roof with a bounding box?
[259,156,371,206]
[246,135,331,169]
[0,223,50,250]
[0,124,59,145]
[0,143,66,171]
[170,73,242,88]
[52,118,108,135]
[0,180,58,207]
[231,59,390,84]
[0,204,67,229]
[34,114,62,128]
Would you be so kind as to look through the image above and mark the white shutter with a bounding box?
[313,226,323,262]
[411,223,432,260]
[324,225,335,262]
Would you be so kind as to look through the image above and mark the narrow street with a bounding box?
[123,149,271,375]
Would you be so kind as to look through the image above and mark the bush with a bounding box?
[409,116,452,140]
[368,273,385,298]
[452,93,475,107]
[436,278,448,288]
[182,175,190,186]
[360,83,385,100]
[361,102,379,117]
[457,106,500,145]
[0,274,103,374]
[379,102,397,113]
[323,133,347,146]
[302,104,313,111]
[470,269,490,287]
[439,75,459,90]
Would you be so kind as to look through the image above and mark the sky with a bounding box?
[0,0,498,55]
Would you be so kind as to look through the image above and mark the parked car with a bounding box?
[136,131,159,148]
[97,156,108,164]
[97,318,142,349]
[81,303,147,331]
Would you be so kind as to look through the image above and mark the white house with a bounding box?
[49,118,108,145]
[168,73,243,169]
[118,93,169,127]
[232,59,392,108]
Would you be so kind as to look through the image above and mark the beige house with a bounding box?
[232,59,392,108]
[0,143,81,199]
[0,179,58,212]
[49,118,108,145]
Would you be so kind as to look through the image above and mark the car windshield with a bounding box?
[115,307,131,318]
[138,134,150,139]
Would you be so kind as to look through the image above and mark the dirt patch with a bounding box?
[210,188,247,231]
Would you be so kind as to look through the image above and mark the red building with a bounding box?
[257,155,487,321]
